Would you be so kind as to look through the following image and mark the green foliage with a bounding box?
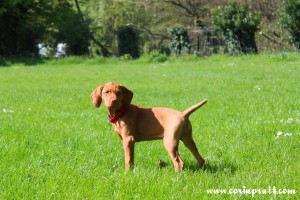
[117,26,140,58]
[1,0,299,57]
[0,0,44,56]
[0,0,90,56]
[148,51,168,62]
[120,54,133,61]
[169,27,190,55]
[212,1,260,54]
[54,2,90,56]
[41,1,90,56]
[134,51,168,63]
[85,0,149,56]
[280,0,300,51]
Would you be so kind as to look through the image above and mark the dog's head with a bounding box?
[90,82,133,112]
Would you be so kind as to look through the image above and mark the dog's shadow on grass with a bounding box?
[157,159,238,174]
[184,160,238,175]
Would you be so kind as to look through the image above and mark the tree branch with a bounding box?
[74,0,111,56]
[259,31,284,46]
[163,0,197,18]
[126,23,169,41]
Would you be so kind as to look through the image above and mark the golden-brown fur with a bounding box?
[91,82,207,172]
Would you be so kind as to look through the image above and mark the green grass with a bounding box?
[0,53,299,199]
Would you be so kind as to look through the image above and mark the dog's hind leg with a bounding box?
[181,121,205,167]
[163,137,184,172]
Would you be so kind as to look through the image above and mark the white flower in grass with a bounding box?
[277,131,283,136]
[254,85,261,91]
[284,133,293,137]
[275,131,293,139]
[2,108,14,113]
[275,131,283,139]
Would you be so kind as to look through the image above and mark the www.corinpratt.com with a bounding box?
[206,186,297,198]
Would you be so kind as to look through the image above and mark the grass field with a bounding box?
[0,53,299,199]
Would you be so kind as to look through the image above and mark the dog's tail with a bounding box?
[182,99,207,118]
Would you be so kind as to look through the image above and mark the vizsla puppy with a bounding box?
[91,82,207,172]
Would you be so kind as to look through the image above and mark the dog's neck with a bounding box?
[107,106,127,123]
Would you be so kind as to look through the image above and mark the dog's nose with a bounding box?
[111,99,117,104]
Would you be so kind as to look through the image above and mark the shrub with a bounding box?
[120,54,132,61]
[280,0,300,51]
[149,51,168,62]
[117,26,140,58]
[169,27,190,55]
[57,14,90,56]
[212,1,260,54]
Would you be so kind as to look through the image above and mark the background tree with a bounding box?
[280,0,300,51]
[212,1,261,54]
[0,0,46,56]
[0,0,295,57]
[54,1,90,56]
[0,0,91,57]
[162,0,226,27]
[169,27,190,55]
[82,0,150,56]
[117,26,140,58]
[74,0,110,56]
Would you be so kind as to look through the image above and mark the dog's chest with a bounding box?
[111,121,135,140]
[111,124,123,139]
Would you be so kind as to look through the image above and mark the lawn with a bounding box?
[0,53,299,199]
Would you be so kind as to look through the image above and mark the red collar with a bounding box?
[107,106,127,123]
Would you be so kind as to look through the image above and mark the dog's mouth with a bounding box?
[106,102,121,110]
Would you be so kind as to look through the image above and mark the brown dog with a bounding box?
[91,82,207,172]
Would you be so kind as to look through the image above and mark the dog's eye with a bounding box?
[104,91,109,94]
[116,91,122,96]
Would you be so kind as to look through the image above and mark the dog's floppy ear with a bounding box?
[90,86,104,108]
[121,85,133,107]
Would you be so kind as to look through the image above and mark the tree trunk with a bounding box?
[74,0,111,56]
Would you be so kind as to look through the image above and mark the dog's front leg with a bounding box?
[122,135,135,170]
